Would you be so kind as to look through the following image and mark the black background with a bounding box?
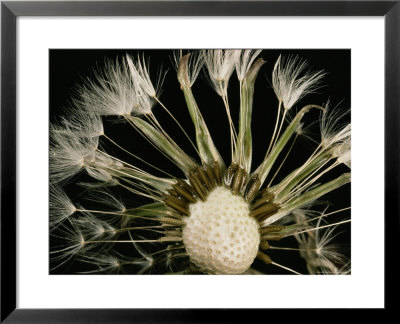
[50,49,351,274]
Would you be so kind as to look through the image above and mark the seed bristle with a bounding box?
[260,225,284,234]
[164,195,190,216]
[158,236,183,242]
[188,169,207,201]
[250,203,279,219]
[225,163,238,186]
[262,233,282,241]
[251,190,275,210]
[257,251,272,264]
[245,174,261,202]
[231,167,244,194]
[203,163,216,188]
[240,171,248,194]
[160,217,184,226]
[212,161,222,186]
[259,241,270,250]
[197,166,213,191]
[173,182,196,203]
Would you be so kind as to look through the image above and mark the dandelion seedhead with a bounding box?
[50,50,350,275]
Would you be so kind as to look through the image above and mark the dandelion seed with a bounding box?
[130,239,155,274]
[50,218,88,268]
[298,220,349,275]
[202,49,240,97]
[272,55,326,110]
[78,252,122,273]
[49,185,76,228]
[86,188,126,212]
[332,138,351,168]
[320,102,351,148]
[235,49,262,81]
[74,212,117,239]
[78,58,139,116]
[126,54,163,99]
[173,50,204,87]
[50,128,99,182]
[56,103,104,137]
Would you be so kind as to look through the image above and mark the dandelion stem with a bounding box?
[220,82,237,162]
[84,239,161,244]
[96,148,174,186]
[269,246,308,252]
[286,160,338,201]
[270,108,287,155]
[307,207,351,222]
[267,133,298,187]
[283,162,334,204]
[76,209,126,217]
[117,180,163,202]
[127,115,196,172]
[114,225,168,232]
[266,101,282,157]
[102,134,175,178]
[154,96,200,157]
[272,150,331,200]
[116,175,164,199]
[292,207,351,227]
[271,261,302,275]
[286,219,351,237]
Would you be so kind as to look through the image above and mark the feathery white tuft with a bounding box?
[49,185,76,228]
[74,211,117,239]
[235,49,262,81]
[126,54,166,114]
[85,165,113,182]
[320,103,351,148]
[56,104,104,138]
[50,218,88,267]
[272,55,326,109]
[322,261,351,275]
[332,138,351,168]
[126,54,157,97]
[78,253,122,273]
[313,222,349,273]
[84,150,115,182]
[173,50,204,86]
[86,189,126,212]
[131,239,154,274]
[202,49,241,96]
[296,216,349,274]
[78,58,140,116]
[323,123,351,149]
[50,128,99,182]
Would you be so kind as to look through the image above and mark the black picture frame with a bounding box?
[1,0,398,322]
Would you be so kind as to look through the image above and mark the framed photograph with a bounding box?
[1,0,397,321]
